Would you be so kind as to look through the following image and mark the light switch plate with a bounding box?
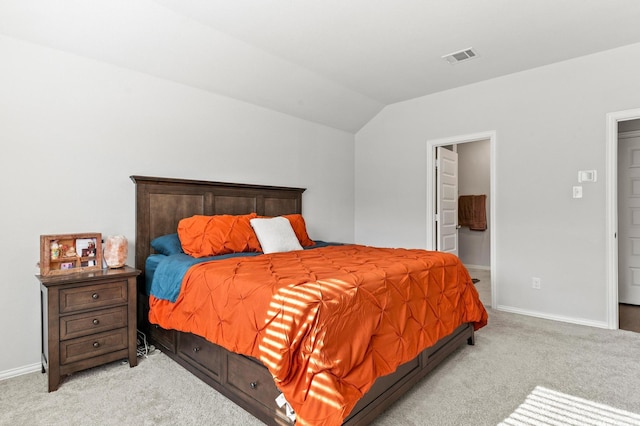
[578,170,597,183]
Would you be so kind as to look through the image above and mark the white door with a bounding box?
[619,131,640,305]
[436,147,459,255]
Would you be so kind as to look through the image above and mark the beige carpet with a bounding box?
[500,386,640,425]
[3,307,640,425]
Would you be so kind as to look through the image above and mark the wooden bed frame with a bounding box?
[131,175,475,425]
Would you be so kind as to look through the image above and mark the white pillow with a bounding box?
[250,217,303,254]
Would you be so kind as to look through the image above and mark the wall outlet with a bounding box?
[573,186,583,199]
[532,277,541,289]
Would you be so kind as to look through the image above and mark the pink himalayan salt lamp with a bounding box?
[104,235,128,268]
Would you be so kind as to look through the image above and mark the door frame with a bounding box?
[605,107,640,329]
[426,131,497,308]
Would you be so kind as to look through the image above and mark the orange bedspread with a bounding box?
[149,244,488,425]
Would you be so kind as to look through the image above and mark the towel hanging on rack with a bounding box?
[458,195,487,231]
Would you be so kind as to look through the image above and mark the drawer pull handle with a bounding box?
[192,346,201,353]
[92,319,99,325]
[92,293,99,300]
[250,382,257,390]
[93,342,100,348]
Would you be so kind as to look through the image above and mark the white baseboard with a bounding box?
[495,305,609,329]
[0,362,41,381]
[463,264,490,271]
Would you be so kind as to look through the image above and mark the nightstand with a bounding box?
[37,266,140,392]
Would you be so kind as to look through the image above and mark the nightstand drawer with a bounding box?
[60,306,127,340]
[60,328,127,365]
[59,281,127,313]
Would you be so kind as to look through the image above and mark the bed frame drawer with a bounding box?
[150,324,177,353]
[346,354,420,421]
[226,353,288,420]
[178,332,223,382]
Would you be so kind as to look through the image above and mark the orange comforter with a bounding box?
[149,244,488,425]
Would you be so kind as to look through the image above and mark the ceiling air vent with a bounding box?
[442,48,479,64]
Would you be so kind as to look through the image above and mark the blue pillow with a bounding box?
[151,233,183,256]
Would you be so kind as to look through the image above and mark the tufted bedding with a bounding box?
[148,244,488,425]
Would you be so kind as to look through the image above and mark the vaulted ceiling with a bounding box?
[2,0,640,132]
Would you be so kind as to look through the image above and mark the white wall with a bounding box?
[0,35,355,376]
[458,140,491,268]
[355,42,640,327]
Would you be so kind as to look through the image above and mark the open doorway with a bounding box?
[606,108,640,330]
[617,118,640,332]
[457,140,491,307]
[426,131,496,309]
[457,139,491,269]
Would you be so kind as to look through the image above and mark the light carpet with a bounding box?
[500,386,640,426]
[3,305,640,425]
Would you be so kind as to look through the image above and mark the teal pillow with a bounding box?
[151,233,183,256]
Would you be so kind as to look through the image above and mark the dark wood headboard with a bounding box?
[130,175,305,284]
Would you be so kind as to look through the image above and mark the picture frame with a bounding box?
[39,233,103,276]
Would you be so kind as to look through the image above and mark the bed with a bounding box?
[131,175,487,425]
